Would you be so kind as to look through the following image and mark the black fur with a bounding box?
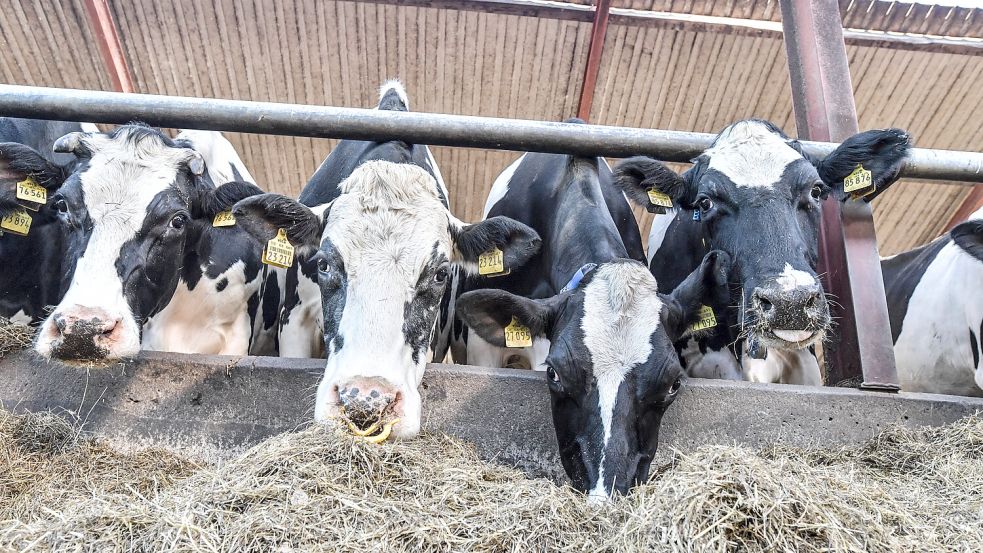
[452,216,541,268]
[613,156,693,209]
[232,193,325,251]
[816,128,910,202]
[951,220,983,262]
[193,180,265,219]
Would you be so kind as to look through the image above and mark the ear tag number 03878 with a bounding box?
[212,210,236,227]
[647,188,673,214]
[688,305,717,333]
[15,178,47,206]
[504,316,533,348]
[478,247,509,277]
[0,208,32,236]
[844,165,875,200]
[262,228,295,268]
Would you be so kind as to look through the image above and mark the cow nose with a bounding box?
[751,282,827,332]
[336,377,399,431]
[53,307,120,339]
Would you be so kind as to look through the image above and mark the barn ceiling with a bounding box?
[0,0,979,255]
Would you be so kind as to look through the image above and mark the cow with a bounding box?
[451,138,730,500]
[269,80,451,359]
[614,119,910,385]
[232,82,540,439]
[0,118,99,324]
[882,206,983,396]
[32,123,265,361]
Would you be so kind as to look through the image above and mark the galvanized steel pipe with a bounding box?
[0,84,979,184]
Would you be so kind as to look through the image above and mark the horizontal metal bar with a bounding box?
[0,84,980,184]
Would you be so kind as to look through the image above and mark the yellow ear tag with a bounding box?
[212,210,236,227]
[15,178,46,205]
[843,164,874,200]
[1,208,32,236]
[262,228,295,268]
[504,316,533,348]
[478,247,509,277]
[647,188,673,209]
[688,305,717,333]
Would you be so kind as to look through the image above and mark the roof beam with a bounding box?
[82,0,135,93]
[360,0,983,55]
[942,186,983,234]
[577,0,611,121]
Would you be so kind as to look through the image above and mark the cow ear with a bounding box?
[613,156,692,212]
[232,193,326,250]
[456,289,561,346]
[450,215,541,276]
[0,142,70,217]
[816,128,910,202]
[660,250,731,342]
[951,219,983,262]
[192,180,265,220]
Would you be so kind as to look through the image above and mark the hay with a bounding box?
[0,410,981,552]
[0,317,34,359]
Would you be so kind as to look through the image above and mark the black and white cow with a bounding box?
[32,124,265,360]
[882,206,983,396]
[452,141,729,500]
[0,118,98,324]
[268,81,451,359]
[232,83,539,438]
[614,119,910,385]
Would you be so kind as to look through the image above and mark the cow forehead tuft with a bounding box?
[579,262,664,380]
[339,160,445,209]
[705,120,804,189]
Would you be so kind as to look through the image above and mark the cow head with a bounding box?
[0,141,73,222]
[34,124,263,361]
[456,252,729,499]
[615,120,909,357]
[233,160,540,439]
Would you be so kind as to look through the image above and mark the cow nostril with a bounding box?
[805,292,819,309]
[759,297,774,313]
[54,315,69,333]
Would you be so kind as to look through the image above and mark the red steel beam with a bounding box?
[780,0,899,391]
[577,0,612,121]
[941,186,983,234]
[82,0,135,93]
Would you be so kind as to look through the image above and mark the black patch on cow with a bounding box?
[451,216,541,269]
[971,327,979,370]
[233,193,324,250]
[951,220,983,262]
[403,244,449,364]
[316,238,349,354]
[882,236,949,343]
[262,270,281,331]
[332,332,344,354]
[215,277,228,292]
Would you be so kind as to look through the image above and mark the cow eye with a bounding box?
[53,198,69,214]
[669,378,682,395]
[697,197,714,213]
[546,366,560,384]
[810,185,823,200]
[434,266,449,284]
[317,258,330,274]
[169,214,187,230]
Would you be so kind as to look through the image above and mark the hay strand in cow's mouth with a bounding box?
[0,317,35,359]
[0,408,980,552]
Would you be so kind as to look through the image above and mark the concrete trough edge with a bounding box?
[2,350,982,480]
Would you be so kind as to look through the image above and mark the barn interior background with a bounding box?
[0,0,980,255]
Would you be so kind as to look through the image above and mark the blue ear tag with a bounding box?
[560,263,598,293]
[692,210,701,222]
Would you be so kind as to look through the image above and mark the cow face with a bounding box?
[456,252,728,499]
[233,160,540,439]
[615,120,908,356]
[34,125,262,361]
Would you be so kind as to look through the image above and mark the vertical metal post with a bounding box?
[82,0,135,93]
[780,0,899,390]
[577,0,612,121]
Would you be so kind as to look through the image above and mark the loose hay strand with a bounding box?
[0,409,981,552]
[0,317,35,359]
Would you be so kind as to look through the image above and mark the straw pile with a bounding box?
[0,317,34,359]
[0,408,981,552]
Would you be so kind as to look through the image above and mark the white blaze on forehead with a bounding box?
[777,263,817,291]
[706,120,804,188]
[316,160,453,438]
[580,263,664,498]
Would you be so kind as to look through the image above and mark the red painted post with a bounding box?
[941,186,983,234]
[577,0,612,121]
[82,0,135,93]
[779,0,899,390]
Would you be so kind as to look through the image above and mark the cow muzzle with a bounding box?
[336,376,402,441]
[748,281,828,351]
[37,306,129,361]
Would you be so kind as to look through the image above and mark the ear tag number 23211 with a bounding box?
[262,228,295,268]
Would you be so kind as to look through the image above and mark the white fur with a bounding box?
[378,79,409,109]
[777,262,816,292]
[278,273,325,358]
[424,146,449,207]
[483,154,524,218]
[681,338,743,380]
[894,239,983,396]
[177,129,256,185]
[581,263,664,499]
[36,129,197,359]
[742,344,822,385]
[467,333,550,371]
[705,121,802,188]
[646,209,678,264]
[79,122,100,134]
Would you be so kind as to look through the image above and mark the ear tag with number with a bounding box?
[15,178,47,206]
[504,316,533,348]
[688,305,717,333]
[647,188,673,214]
[262,228,295,268]
[844,164,874,200]
[478,247,510,277]
[1,208,32,236]
[212,210,236,227]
